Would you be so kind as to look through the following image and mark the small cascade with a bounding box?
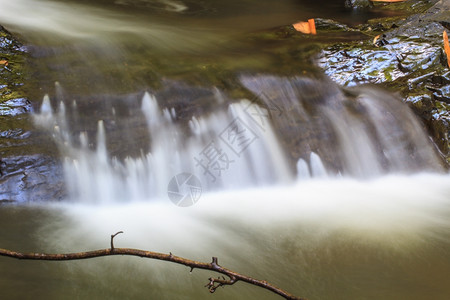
[295,153,328,179]
[240,75,445,177]
[310,152,328,178]
[33,76,446,203]
[34,88,294,203]
[296,158,310,179]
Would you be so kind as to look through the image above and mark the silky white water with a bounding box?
[49,174,450,249]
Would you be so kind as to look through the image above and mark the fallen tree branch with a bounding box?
[0,232,306,300]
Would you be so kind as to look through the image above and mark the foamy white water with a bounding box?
[46,173,450,250]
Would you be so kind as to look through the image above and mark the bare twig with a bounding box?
[110,231,123,250]
[0,232,306,300]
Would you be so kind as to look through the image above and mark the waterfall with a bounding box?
[33,76,445,204]
[34,85,294,203]
[240,75,445,176]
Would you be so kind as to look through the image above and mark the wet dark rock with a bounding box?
[319,37,443,86]
[0,26,27,110]
[431,70,450,85]
[0,155,65,203]
[315,18,354,32]
[427,85,450,104]
[0,97,32,116]
[0,113,64,203]
[345,0,373,10]
[155,79,223,121]
[318,0,450,162]
[0,26,65,203]
[405,94,434,120]
[0,26,25,54]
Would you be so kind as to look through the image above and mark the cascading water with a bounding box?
[33,76,445,204]
[240,75,445,177]
[34,83,295,203]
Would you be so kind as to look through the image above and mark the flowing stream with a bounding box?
[1,1,450,299]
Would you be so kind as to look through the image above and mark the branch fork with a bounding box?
[110,231,123,251]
